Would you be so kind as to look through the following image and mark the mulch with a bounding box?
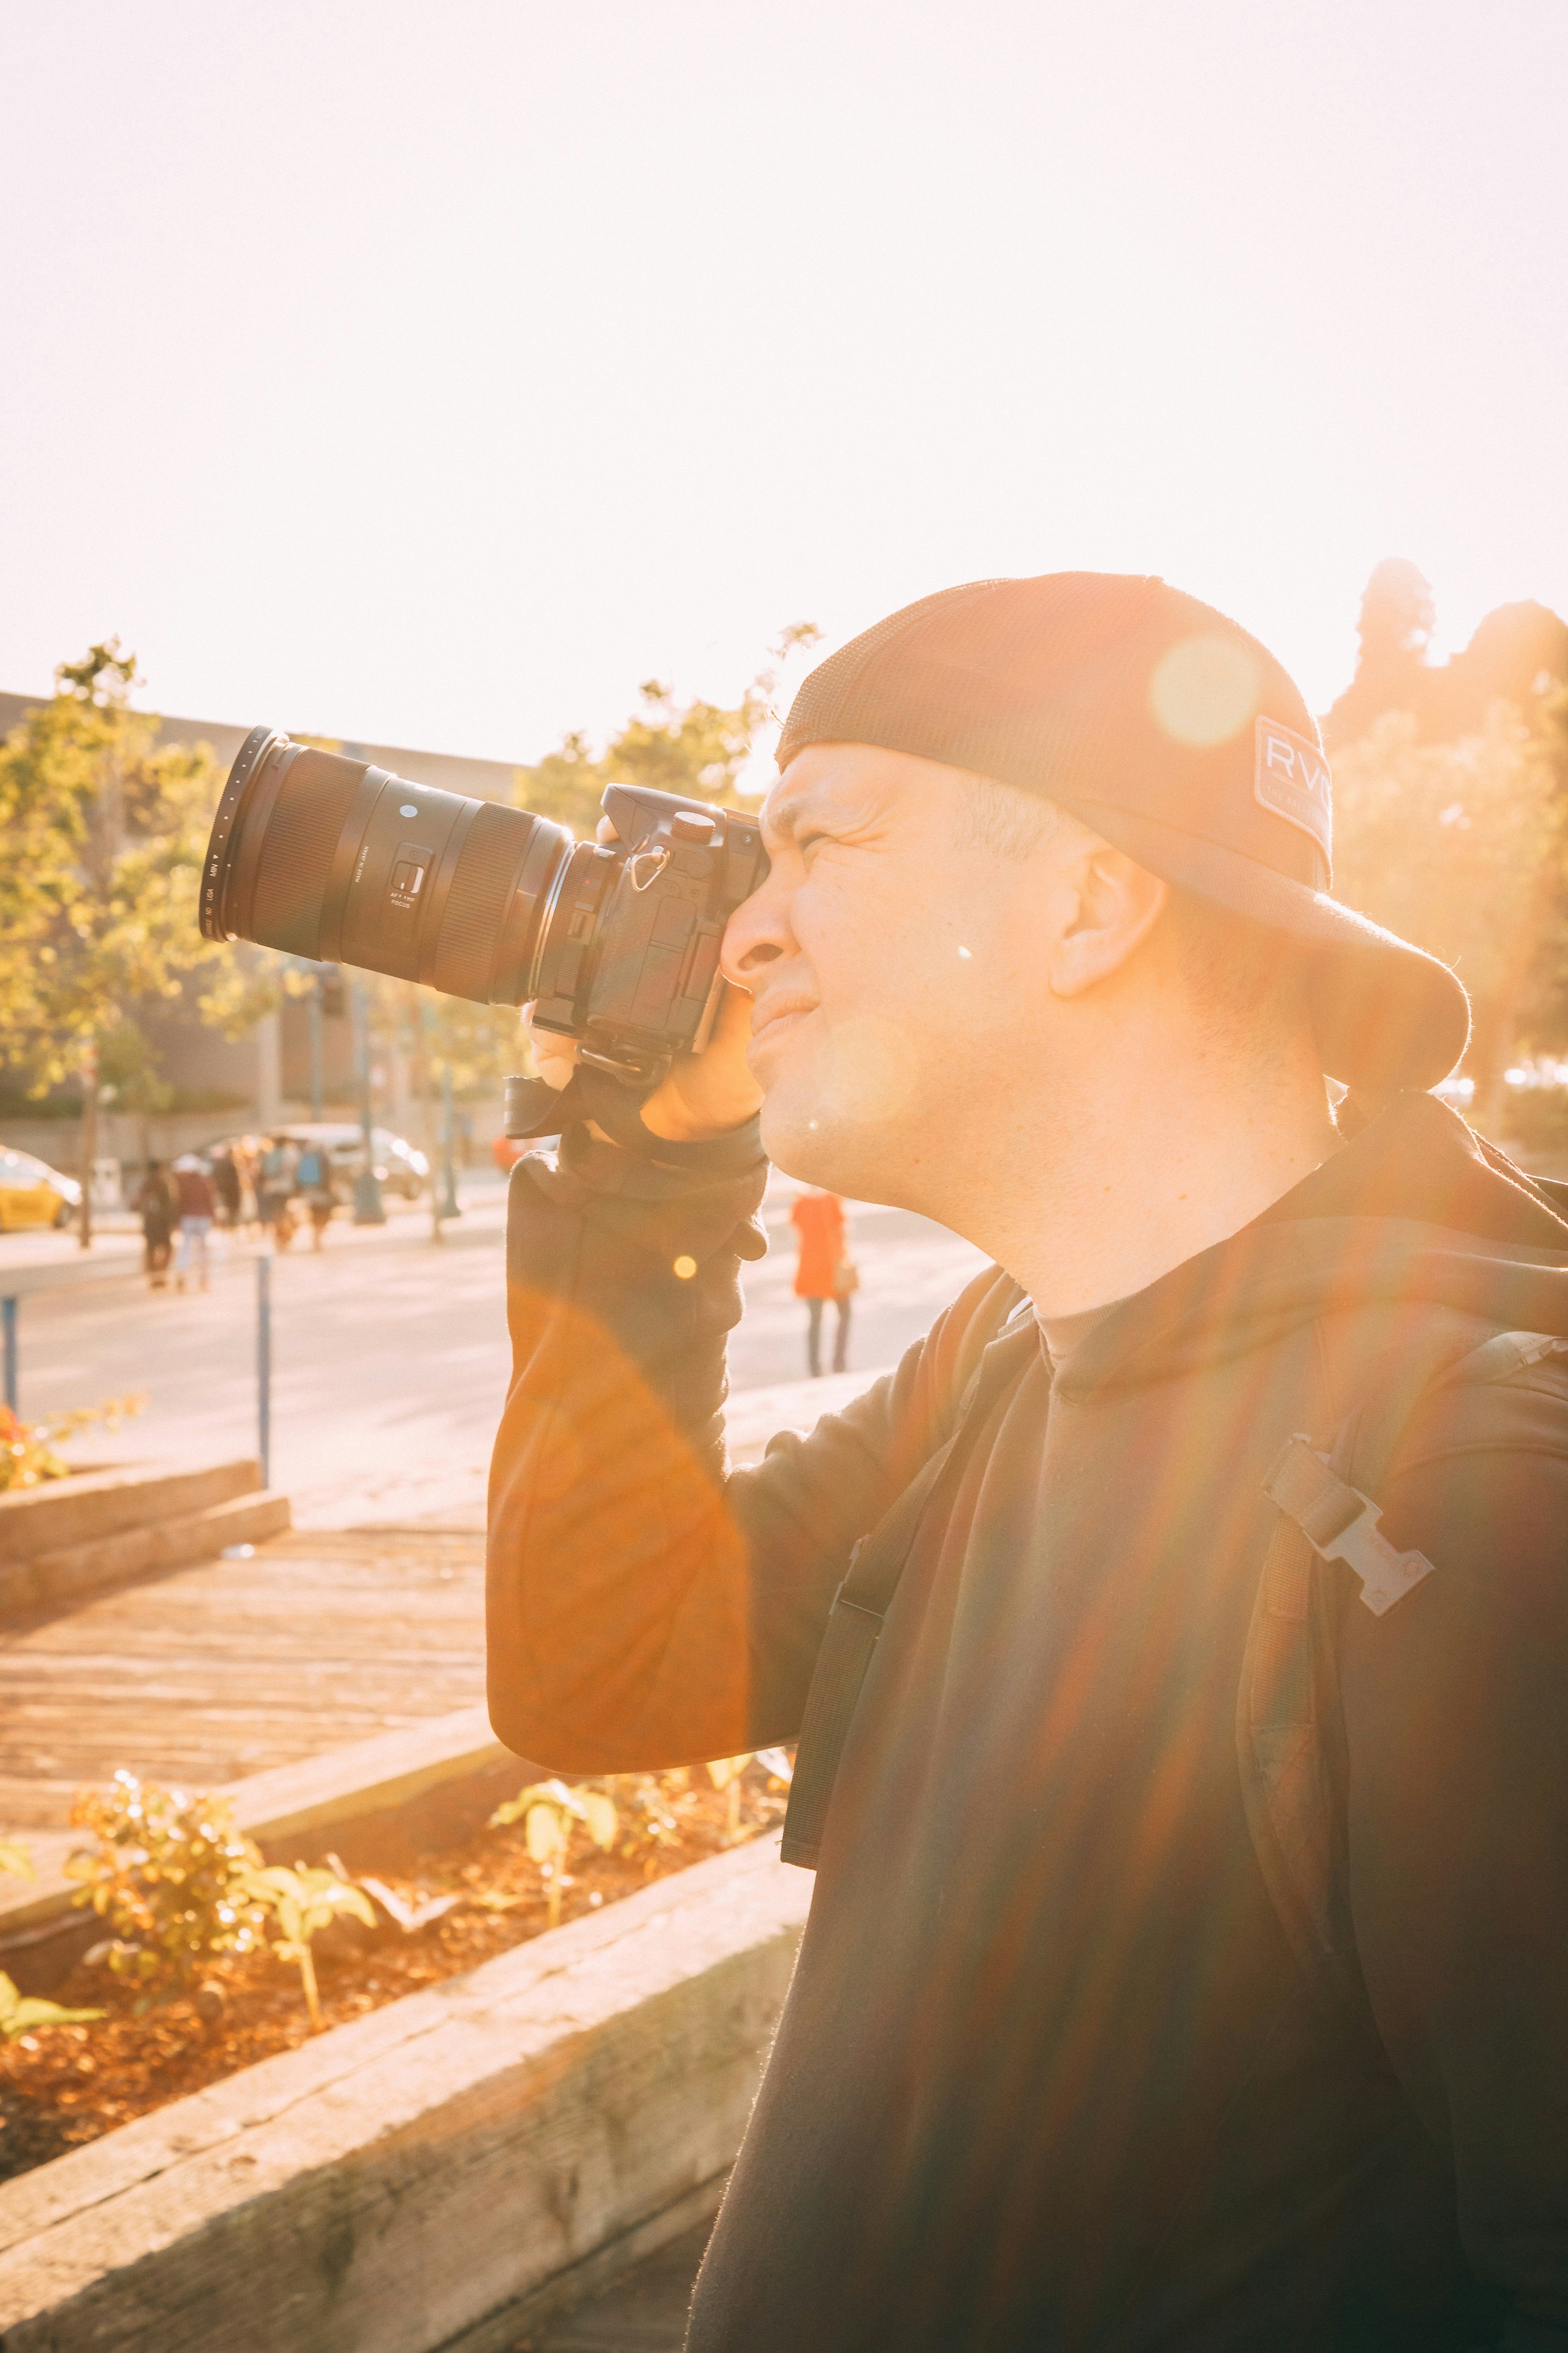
[0,1761,789,2186]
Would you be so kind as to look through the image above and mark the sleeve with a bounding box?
[1339,1359,1568,2344]
[486,1119,1006,1773]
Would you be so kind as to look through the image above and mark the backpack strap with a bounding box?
[1238,1328,1568,2020]
[780,1303,1037,1868]
[1262,1436,1437,1619]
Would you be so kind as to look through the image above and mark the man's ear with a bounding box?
[1046,845,1168,1000]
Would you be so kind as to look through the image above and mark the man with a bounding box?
[171,1154,216,1293]
[489,575,1568,2350]
[132,1157,177,1289]
[791,1185,854,1376]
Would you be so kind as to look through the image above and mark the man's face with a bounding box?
[719,743,1057,1202]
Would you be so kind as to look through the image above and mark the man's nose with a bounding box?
[720,869,791,986]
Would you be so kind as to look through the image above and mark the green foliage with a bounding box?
[1331,706,1563,1107]
[0,643,261,1096]
[0,1972,103,2042]
[413,984,530,1096]
[0,1394,145,1492]
[66,1771,269,2009]
[1526,686,1568,1051]
[515,730,611,838]
[705,1753,754,1845]
[490,1778,618,1929]
[94,1015,175,1117]
[239,1864,376,2031]
[1496,1079,1568,1152]
[510,623,821,842]
[0,1838,34,1880]
[490,1755,784,1915]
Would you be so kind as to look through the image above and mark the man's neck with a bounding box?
[936,1048,1341,1324]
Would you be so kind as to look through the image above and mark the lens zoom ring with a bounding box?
[433,802,530,1002]
[250,751,366,957]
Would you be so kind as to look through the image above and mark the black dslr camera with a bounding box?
[200,729,768,1107]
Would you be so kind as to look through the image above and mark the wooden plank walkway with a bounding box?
[0,1525,485,1833]
[521,2221,710,2352]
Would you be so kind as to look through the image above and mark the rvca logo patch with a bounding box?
[1254,717,1331,866]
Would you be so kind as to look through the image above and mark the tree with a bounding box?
[1323,561,1436,749]
[1357,558,1436,668]
[0,643,264,1242]
[511,622,821,838]
[1330,704,1563,1121]
[1523,685,1568,1053]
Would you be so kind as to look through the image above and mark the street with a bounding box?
[13,1174,989,1527]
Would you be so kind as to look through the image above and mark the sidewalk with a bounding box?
[0,1174,505,1296]
[0,1220,142,1293]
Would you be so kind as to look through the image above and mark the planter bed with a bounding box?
[0,1834,809,2353]
[1,1757,789,2186]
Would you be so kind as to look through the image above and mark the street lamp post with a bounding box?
[440,1064,461,1222]
[350,978,386,1226]
[256,1253,272,1487]
[308,978,325,1122]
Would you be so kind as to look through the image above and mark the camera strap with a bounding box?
[504,1068,657,1148]
[503,1070,766,1176]
[780,1304,1038,1869]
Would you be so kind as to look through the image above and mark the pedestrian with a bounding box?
[171,1155,216,1292]
[791,1187,855,1375]
[256,1135,298,1249]
[491,573,1568,2351]
[131,1158,177,1290]
[210,1146,242,1230]
[294,1139,336,1250]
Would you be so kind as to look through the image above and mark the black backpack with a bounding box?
[780,1299,1568,2032]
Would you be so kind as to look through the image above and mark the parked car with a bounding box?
[0,1148,82,1231]
[284,1123,429,1201]
[202,1124,429,1201]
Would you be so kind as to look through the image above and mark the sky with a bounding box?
[1,1,1565,776]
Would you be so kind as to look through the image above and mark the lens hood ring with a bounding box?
[200,725,285,941]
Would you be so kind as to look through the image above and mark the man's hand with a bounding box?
[523,818,764,1144]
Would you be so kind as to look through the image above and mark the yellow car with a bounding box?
[0,1148,81,1232]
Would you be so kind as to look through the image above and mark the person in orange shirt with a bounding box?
[791,1187,855,1377]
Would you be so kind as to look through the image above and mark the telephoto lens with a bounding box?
[200,728,767,1084]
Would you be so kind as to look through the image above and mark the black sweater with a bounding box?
[487,1092,1568,2351]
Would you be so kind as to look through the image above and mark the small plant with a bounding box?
[706,1754,754,1845]
[0,1837,35,1880]
[0,1971,102,2042]
[0,1394,145,1492]
[614,1778,686,1870]
[239,1865,376,2032]
[66,1771,269,2009]
[491,1780,618,1929]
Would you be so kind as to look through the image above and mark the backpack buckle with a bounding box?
[1264,1435,1437,1618]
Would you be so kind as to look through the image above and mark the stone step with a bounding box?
[0,1487,290,1622]
[0,1459,262,1569]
